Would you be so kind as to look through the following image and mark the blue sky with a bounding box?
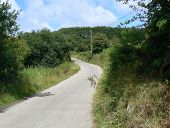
[3,0,140,32]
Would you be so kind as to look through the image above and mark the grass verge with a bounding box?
[93,75,169,128]
[0,62,79,108]
[72,49,110,68]
[73,49,169,128]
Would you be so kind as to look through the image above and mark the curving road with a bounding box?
[0,58,102,128]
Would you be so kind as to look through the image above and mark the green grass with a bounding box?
[93,75,169,128]
[73,49,169,128]
[0,62,79,108]
[21,62,79,92]
[72,49,111,68]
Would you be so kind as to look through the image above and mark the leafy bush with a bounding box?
[0,1,29,83]
[58,27,124,52]
[93,33,109,54]
[22,28,71,67]
[0,38,29,82]
[109,29,145,75]
[117,0,170,80]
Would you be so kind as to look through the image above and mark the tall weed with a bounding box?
[0,62,79,107]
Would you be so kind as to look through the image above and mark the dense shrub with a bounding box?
[117,0,170,80]
[58,27,124,52]
[22,28,71,67]
[92,33,109,54]
[109,28,145,74]
[0,1,29,83]
[0,38,29,82]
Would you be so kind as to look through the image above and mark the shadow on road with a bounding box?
[0,92,54,113]
[24,92,55,99]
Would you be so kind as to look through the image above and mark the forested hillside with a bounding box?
[57,27,123,52]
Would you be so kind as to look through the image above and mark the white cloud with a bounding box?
[15,0,117,31]
[54,0,117,28]
[17,0,54,31]
[2,0,146,31]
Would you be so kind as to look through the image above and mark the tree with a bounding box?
[22,28,71,67]
[144,0,170,78]
[0,1,29,82]
[120,28,145,48]
[92,33,109,53]
[58,27,124,52]
[116,0,170,78]
[2,38,29,82]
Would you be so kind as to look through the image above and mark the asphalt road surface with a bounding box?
[0,58,102,128]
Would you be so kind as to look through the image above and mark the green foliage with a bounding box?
[58,26,124,52]
[120,28,145,47]
[142,0,170,78]
[0,38,29,82]
[156,19,168,29]
[94,75,169,128]
[73,27,169,128]
[116,0,170,79]
[0,1,19,38]
[22,28,71,67]
[109,36,120,47]
[72,1,170,127]
[93,33,109,53]
[109,28,145,75]
[0,1,29,83]
[75,47,169,128]
[72,48,111,68]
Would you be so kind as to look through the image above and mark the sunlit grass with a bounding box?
[22,62,79,91]
[72,48,111,68]
[0,62,79,108]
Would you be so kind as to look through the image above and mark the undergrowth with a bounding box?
[73,49,169,128]
[72,49,110,68]
[93,74,169,128]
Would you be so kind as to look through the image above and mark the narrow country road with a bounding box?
[0,58,102,128]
